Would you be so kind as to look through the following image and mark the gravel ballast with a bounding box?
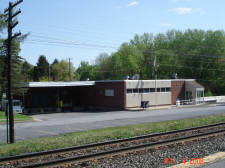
[77,135,225,168]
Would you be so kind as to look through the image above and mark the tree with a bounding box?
[0,12,7,101]
[0,12,28,97]
[51,60,75,81]
[21,61,33,82]
[114,43,143,79]
[76,61,95,81]
[36,55,49,80]
[50,59,59,81]
[87,30,224,95]
[94,53,112,80]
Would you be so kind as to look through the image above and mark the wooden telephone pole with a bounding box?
[4,0,23,143]
[69,58,72,81]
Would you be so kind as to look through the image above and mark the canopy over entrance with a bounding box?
[23,81,95,88]
[23,81,95,114]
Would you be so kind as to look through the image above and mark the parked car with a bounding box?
[1,99,23,114]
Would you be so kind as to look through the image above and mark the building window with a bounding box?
[144,88,150,93]
[127,88,172,94]
[150,88,155,92]
[161,88,166,92]
[166,88,171,92]
[197,91,204,98]
[105,89,114,96]
[133,89,138,93]
[139,88,144,93]
[127,89,132,94]
[186,91,193,100]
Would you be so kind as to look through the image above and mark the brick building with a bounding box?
[23,79,204,114]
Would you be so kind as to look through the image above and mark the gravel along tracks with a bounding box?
[0,123,225,168]
[88,133,225,168]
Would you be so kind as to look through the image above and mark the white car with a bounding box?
[1,100,23,114]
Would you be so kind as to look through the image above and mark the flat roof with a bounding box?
[23,79,198,88]
[96,79,196,82]
[23,81,95,88]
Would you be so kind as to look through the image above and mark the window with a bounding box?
[197,91,204,98]
[166,88,171,92]
[127,89,132,94]
[144,88,150,93]
[105,89,114,96]
[133,89,138,93]
[150,88,155,92]
[139,88,144,93]
[157,88,161,92]
[186,91,193,99]
[161,88,166,92]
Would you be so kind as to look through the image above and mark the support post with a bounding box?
[4,0,23,143]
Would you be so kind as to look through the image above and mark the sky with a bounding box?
[1,0,225,67]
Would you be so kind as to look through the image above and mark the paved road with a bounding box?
[0,104,225,142]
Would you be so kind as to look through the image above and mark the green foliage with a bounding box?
[51,60,75,81]
[76,61,95,81]
[36,55,49,80]
[21,61,33,82]
[111,43,143,79]
[0,13,29,97]
[76,29,225,95]
[94,52,112,80]
[205,89,213,97]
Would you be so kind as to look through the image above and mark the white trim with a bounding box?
[26,81,95,88]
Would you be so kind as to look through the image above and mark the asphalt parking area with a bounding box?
[0,105,225,142]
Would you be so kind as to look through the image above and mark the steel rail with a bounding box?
[19,129,225,168]
[0,122,225,163]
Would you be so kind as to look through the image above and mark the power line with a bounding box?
[27,33,122,46]
[153,52,225,64]
[24,39,118,49]
[22,33,225,59]
[23,39,225,63]
[153,48,225,59]
[21,27,127,46]
[20,22,133,39]
[22,25,225,53]
[22,41,116,51]
[158,63,225,72]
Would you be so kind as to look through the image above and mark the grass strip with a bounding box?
[0,111,32,123]
[0,113,225,157]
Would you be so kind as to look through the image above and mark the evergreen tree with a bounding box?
[36,55,49,80]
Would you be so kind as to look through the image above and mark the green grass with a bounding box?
[0,113,225,157]
[0,111,32,123]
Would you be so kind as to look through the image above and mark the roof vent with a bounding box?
[131,74,140,80]
[171,73,178,79]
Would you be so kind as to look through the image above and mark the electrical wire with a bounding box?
[158,63,225,72]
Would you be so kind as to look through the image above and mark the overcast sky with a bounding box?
[1,0,225,67]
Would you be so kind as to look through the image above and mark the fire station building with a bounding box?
[23,79,204,114]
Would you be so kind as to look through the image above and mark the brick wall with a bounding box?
[171,80,185,105]
[88,81,126,109]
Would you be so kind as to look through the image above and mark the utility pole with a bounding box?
[68,58,71,81]
[5,0,23,143]
[48,64,50,81]
[149,48,153,79]
[152,49,157,107]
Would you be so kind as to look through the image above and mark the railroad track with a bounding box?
[1,122,225,168]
